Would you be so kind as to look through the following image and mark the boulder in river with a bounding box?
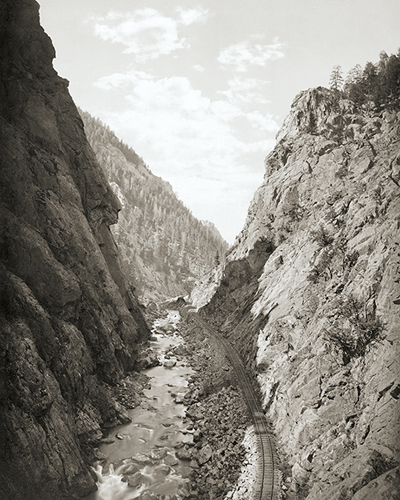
[164,454,179,466]
[121,463,140,477]
[176,447,192,461]
[131,452,152,465]
[163,358,177,368]
[100,436,115,444]
[150,447,168,460]
[153,464,171,477]
[186,406,203,420]
[126,472,144,488]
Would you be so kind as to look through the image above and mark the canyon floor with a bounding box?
[87,305,263,500]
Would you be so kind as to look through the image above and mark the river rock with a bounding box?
[126,472,144,488]
[131,453,152,465]
[164,454,179,466]
[180,466,193,479]
[100,437,116,444]
[164,359,177,368]
[186,406,203,420]
[92,448,106,461]
[198,444,213,464]
[150,448,168,460]
[193,429,203,442]
[153,464,171,476]
[176,447,192,461]
[121,463,140,476]
[137,493,161,500]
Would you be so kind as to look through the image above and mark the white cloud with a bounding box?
[90,8,209,62]
[94,70,152,90]
[94,69,276,160]
[218,36,284,72]
[219,76,270,105]
[193,64,205,72]
[94,69,278,241]
[177,7,209,25]
[246,111,279,133]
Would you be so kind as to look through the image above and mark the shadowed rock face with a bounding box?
[0,1,149,498]
[197,88,400,498]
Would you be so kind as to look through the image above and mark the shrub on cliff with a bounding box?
[307,248,336,283]
[324,294,386,362]
[310,225,334,248]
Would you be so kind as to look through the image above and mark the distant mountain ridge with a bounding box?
[80,110,228,302]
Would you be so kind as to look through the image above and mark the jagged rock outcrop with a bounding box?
[0,1,149,499]
[195,88,400,498]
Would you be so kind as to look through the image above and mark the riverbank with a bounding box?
[172,310,258,499]
[86,306,258,500]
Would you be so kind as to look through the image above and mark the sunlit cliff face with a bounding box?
[196,88,400,498]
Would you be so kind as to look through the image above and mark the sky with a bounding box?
[38,0,400,243]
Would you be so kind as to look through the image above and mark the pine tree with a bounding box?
[329,65,344,92]
[382,54,400,109]
[345,64,363,86]
[363,62,379,111]
[333,49,400,112]
[344,64,364,105]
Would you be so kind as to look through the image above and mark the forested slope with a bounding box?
[80,110,228,302]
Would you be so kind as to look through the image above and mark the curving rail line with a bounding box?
[185,310,279,500]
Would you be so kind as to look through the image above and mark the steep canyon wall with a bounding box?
[0,1,149,498]
[198,87,400,499]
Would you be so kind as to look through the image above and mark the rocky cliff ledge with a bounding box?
[0,1,149,499]
[196,87,400,498]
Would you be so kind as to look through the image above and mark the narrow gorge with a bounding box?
[1,1,399,500]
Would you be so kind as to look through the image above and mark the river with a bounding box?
[88,310,195,500]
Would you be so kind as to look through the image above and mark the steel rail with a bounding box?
[187,312,279,500]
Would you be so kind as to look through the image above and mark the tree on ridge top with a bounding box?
[329,65,344,92]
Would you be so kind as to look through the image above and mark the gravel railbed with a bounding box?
[175,313,257,500]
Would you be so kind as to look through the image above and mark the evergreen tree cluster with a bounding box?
[79,110,228,300]
[329,49,400,111]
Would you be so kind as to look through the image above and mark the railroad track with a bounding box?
[185,310,279,500]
